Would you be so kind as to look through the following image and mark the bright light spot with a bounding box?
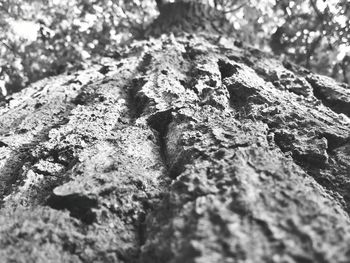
[0,79,7,96]
[335,15,347,27]
[85,13,97,24]
[74,19,90,32]
[94,5,103,13]
[286,8,291,16]
[316,0,327,12]
[11,20,39,41]
[309,31,316,37]
[337,44,350,61]
[81,50,90,59]
[233,21,241,30]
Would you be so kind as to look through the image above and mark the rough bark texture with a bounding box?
[1,24,350,263]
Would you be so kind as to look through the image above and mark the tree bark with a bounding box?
[1,3,350,263]
[145,1,233,37]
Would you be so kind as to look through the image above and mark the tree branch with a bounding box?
[155,0,165,12]
[309,0,324,20]
[223,2,247,14]
[0,40,20,57]
[305,34,322,68]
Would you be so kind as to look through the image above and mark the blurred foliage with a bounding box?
[213,0,350,84]
[0,0,349,98]
[0,0,157,96]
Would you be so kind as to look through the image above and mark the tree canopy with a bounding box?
[0,0,349,97]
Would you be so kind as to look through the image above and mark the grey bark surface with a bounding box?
[1,4,350,262]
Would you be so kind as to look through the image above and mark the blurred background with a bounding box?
[0,0,349,97]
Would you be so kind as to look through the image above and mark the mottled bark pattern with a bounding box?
[0,33,350,262]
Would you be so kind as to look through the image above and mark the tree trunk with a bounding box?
[1,3,350,263]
